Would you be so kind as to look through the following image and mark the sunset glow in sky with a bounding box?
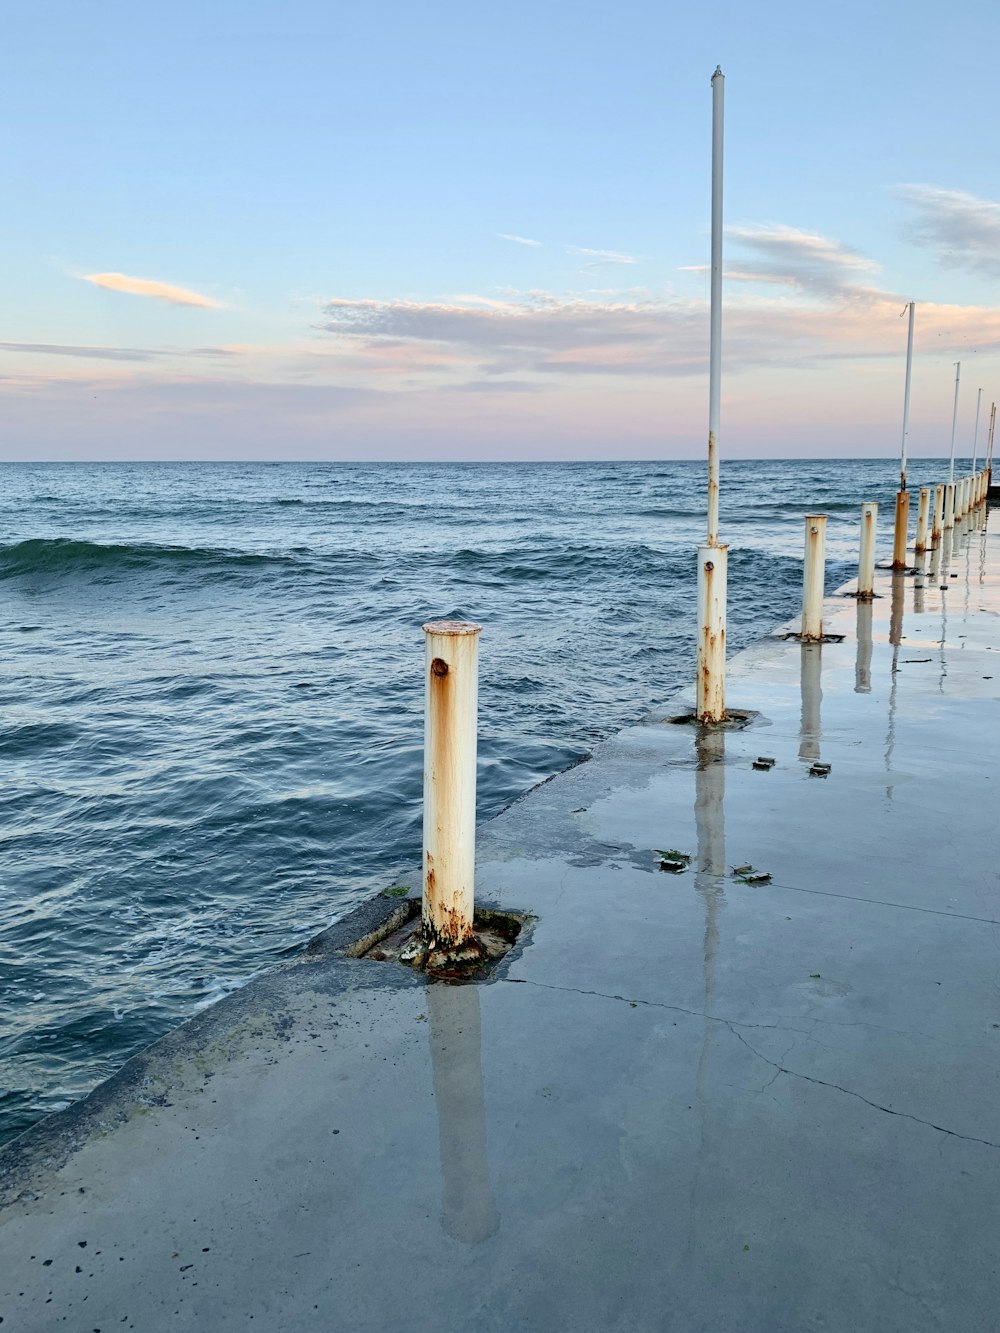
[3,0,1000,460]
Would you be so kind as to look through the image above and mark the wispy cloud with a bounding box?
[897,185,1000,278]
[497,233,542,247]
[695,224,879,298]
[0,341,158,362]
[568,246,639,266]
[81,272,224,308]
[0,341,242,363]
[318,253,1000,386]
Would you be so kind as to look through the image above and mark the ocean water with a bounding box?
[0,457,966,1143]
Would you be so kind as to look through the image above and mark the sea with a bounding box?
[0,456,968,1144]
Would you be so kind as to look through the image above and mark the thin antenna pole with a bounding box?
[988,402,996,474]
[972,387,983,472]
[899,302,915,490]
[707,65,724,546]
[948,362,961,483]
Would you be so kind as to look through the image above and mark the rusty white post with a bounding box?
[914,487,931,554]
[801,515,827,640]
[857,502,878,600]
[696,65,728,723]
[422,620,482,954]
[932,482,945,544]
[891,490,910,569]
[697,546,727,722]
[944,481,956,531]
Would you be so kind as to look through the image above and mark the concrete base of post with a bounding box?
[696,544,728,723]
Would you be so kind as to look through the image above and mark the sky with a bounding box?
[2,0,1000,461]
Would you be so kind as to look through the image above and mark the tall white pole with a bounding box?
[707,66,724,547]
[948,361,961,484]
[972,387,983,473]
[899,302,915,491]
[696,65,727,724]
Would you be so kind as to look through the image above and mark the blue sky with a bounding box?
[3,0,1000,459]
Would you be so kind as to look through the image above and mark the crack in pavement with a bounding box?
[727,1027,1000,1151]
[510,976,1000,1151]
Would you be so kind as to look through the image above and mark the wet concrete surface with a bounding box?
[3,515,1000,1331]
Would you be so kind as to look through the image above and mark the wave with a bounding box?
[0,538,295,580]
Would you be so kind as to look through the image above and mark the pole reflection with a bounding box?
[855,599,873,694]
[798,643,822,762]
[913,550,927,615]
[427,981,500,1244]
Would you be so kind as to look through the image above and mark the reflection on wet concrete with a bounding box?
[885,576,906,799]
[889,572,905,648]
[980,506,989,584]
[798,643,822,762]
[855,599,873,693]
[427,981,499,1244]
[687,726,727,1261]
[913,551,927,615]
[695,727,726,878]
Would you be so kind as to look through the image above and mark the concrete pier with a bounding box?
[3,521,1000,1332]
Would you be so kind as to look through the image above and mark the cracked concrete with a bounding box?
[2,515,1000,1331]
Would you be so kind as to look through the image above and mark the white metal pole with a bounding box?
[972,387,983,474]
[857,503,878,599]
[914,487,930,554]
[932,482,945,544]
[801,515,828,639]
[422,619,481,956]
[707,66,724,547]
[696,65,727,724]
[944,481,956,531]
[899,301,915,491]
[948,361,961,484]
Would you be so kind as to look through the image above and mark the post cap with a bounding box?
[422,620,483,636]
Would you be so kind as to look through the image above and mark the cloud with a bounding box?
[0,341,158,362]
[81,272,224,308]
[497,233,542,247]
[897,185,1000,278]
[318,264,1000,386]
[0,341,244,363]
[568,246,639,266]
[699,225,879,298]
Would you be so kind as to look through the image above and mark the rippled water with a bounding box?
[0,457,964,1142]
